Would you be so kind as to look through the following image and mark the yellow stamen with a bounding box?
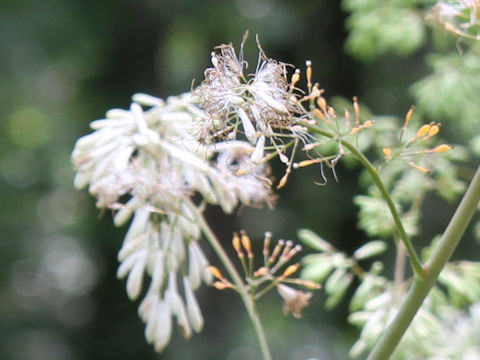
[403,105,415,131]
[269,240,284,264]
[240,230,253,257]
[232,232,243,256]
[277,170,290,189]
[309,85,322,100]
[300,280,322,289]
[208,266,225,280]
[306,60,312,87]
[425,124,440,139]
[416,123,432,138]
[254,267,269,277]
[317,97,327,112]
[302,142,320,151]
[345,109,351,126]
[383,147,392,160]
[263,231,271,258]
[353,96,360,125]
[282,263,300,277]
[350,127,360,135]
[427,144,454,153]
[234,169,248,176]
[291,69,300,88]
[409,162,431,174]
[213,281,231,290]
[313,108,325,121]
[363,120,374,128]
[295,158,322,168]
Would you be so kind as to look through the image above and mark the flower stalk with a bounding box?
[191,201,273,360]
[367,165,480,360]
[299,122,425,278]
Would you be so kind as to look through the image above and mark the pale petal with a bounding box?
[183,276,204,332]
[126,252,147,300]
[153,298,172,352]
[117,249,148,279]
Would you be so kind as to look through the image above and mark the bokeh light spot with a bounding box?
[7,106,51,148]
[235,0,274,19]
[0,149,40,188]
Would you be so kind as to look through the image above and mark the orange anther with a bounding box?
[282,263,300,277]
[383,147,392,160]
[427,144,453,153]
[409,162,431,174]
[208,266,225,280]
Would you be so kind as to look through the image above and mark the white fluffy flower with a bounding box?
[72,92,275,352]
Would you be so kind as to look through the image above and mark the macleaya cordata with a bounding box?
[71,92,275,352]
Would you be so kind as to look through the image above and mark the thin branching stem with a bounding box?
[367,165,480,360]
[300,122,425,278]
[190,202,273,360]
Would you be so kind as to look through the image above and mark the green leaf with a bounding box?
[353,240,387,260]
[325,271,354,309]
[301,255,334,283]
[297,228,333,252]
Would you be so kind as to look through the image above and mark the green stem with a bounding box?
[367,165,480,360]
[190,203,273,360]
[301,123,424,277]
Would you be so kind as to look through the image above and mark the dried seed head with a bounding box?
[277,283,313,318]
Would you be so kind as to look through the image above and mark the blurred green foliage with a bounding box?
[2,0,480,359]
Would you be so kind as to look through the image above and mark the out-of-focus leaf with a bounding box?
[297,228,333,252]
[353,240,387,260]
[325,271,354,309]
[301,254,334,283]
[343,1,426,60]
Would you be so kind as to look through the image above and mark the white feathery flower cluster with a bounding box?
[427,301,480,359]
[72,92,275,352]
[429,0,480,40]
[350,290,480,359]
[193,37,304,161]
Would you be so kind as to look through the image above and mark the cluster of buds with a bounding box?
[382,106,454,174]
[209,231,320,318]
[292,68,376,184]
